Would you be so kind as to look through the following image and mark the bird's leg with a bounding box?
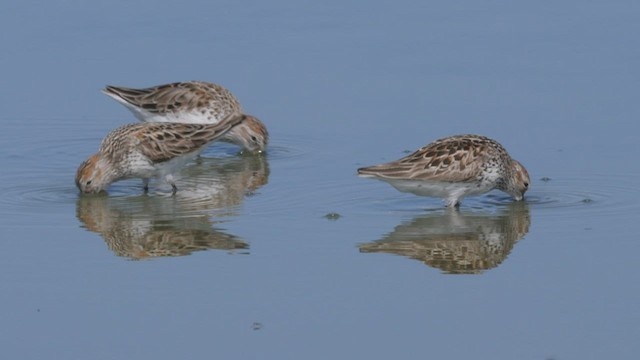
[164,174,178,195]
[143,179,149,194]
[446,197,461,208]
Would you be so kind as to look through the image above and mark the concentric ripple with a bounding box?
[0,118,266,221]
[341,172,640,220]
[0,177,79,218]
[4,117,639,228]
[481,174,640,220]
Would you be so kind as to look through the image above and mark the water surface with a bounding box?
[1,1,639,359]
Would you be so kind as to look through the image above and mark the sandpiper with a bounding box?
[358,134,530,207]
[102,81,268,152]
[76,113,247,194]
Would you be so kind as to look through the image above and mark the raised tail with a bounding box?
[102,85,148,106]
[102,85,161,122]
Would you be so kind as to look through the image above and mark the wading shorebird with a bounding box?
[357,134,530,207]
[102,81,268,153]
[76,113,247,195]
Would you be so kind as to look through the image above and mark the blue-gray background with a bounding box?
[1,1,639,359]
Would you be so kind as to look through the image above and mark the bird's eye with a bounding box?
[523,182,529,188]
[251,136,258,142]
[86,180,92,185]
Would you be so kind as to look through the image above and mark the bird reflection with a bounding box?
[359,202,530,274]
[76,154,269,259]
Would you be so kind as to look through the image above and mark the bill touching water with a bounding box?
[2,1,640,359]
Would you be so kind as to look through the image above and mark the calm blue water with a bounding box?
[1,1,639,359]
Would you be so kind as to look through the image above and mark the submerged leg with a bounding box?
[446,196,462,208]
[164,174,178,195]
[143,179,149,193]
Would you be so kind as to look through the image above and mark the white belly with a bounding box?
[124,149,202,181]
[141,111,222,124]
[379,178,495,205]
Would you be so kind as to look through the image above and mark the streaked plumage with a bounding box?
[76,113,247,194]
[102,81,268,152]
[357,134,530,207]
[359,202,530,274]
[76,196,248,259]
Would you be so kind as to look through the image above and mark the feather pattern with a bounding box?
[100,114,246,163]
[102,81,268,153]
[76,113,247,194]
[359,135,509,182]
[357,134,530,207]
[103,81,242,117]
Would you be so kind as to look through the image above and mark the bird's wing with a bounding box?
[135,114,246,163]
[358,136,493,182]
[102,81,236,114]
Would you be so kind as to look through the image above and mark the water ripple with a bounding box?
[3,117,637,227]
[500,174,638,220]
[0,152,270,220]
[344,172,640,220]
